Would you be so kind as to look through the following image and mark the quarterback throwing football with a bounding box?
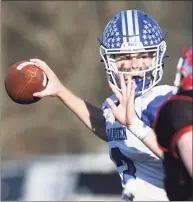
[31,10,175,201]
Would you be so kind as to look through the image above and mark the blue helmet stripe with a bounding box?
[121,11,127,43]
[124,11,129,42]
[132,10,136,36]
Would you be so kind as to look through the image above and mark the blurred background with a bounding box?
[0,1,192,201]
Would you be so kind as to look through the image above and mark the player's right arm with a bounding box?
[57,87,107,141]
[30,59,107,142]
[177,130,192,177]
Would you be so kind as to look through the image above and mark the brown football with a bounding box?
[5,60,48,104]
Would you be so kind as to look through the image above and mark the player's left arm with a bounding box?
[107,74,164,159]
[141,128,164,158]
[127,116,164,159]
[177,130,192,177]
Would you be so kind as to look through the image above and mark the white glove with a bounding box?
[121,178,139,201]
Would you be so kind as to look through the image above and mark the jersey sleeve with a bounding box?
[102,94,119,125]
[141,87,174,128]
[153,95,193,156]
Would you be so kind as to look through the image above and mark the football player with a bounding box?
[30,10,174,201]
[153,47,193,200]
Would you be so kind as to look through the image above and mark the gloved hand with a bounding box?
[121,178,139,201]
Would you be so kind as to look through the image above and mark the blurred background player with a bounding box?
[153,47,193,200]
[30,10,174,201]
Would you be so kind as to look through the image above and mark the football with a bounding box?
[5,60,48,104]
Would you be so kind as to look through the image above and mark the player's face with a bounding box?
[115,52,155,81]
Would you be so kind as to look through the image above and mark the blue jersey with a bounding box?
[102,85,176,200]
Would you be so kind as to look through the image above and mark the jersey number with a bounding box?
[111,147,136,177]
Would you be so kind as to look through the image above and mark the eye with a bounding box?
[125,56,131,60]
[141,55,148,59]
[116,56,127,61]
[142,56,147,59]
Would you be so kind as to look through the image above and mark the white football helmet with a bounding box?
[99,10,167,96]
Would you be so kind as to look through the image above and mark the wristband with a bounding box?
[127,118,151,140]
